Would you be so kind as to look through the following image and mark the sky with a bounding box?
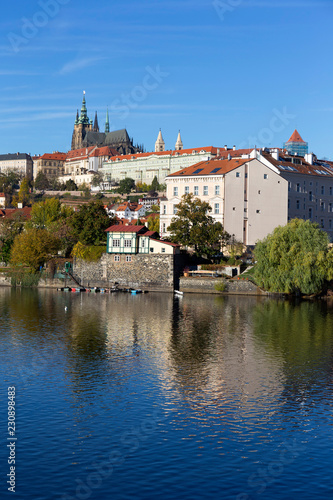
[0,0,332,158]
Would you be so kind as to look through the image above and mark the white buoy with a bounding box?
[65,306,68,312]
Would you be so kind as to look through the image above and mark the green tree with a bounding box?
[148,215,160,233]
[254,218,330,295]
[34,172,50,192]
[28,198,72,230]
[150,176,159,192]
[91,172,104,189]
[0,171,21,195]
[167,193,230,258]
[65,179,78,191]
[117,177,135,194]
[69,200,113,245]
[10,228,60,271]
[0,213,26,263]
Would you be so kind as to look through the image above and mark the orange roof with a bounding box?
[89,146,118,158]
[66,146,96,161]
[168,157,252,177]
[286,129,306,144]
[40,152,67,161]
[0,207,32,220]
[105,224,147,233]
[106,146,222,163]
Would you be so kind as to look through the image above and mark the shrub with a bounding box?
[214,280,227,292]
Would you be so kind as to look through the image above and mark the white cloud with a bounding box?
[58,56,106,75]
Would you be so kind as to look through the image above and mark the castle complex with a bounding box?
[71,92,143,155]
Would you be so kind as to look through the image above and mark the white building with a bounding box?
[99,146,242,187]
[0,153,33,180]
[160,148,333,245]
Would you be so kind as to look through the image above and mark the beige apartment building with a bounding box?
[160,148,333,246]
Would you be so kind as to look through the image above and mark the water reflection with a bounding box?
[1,289,333,499]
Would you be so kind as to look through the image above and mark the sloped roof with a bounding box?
[66,146,96,160]
[168,157,251,177]
[39,153,67,161]
[0,207,32,220]
[105,129,130,145]
[261,149,333,177]
[106,146,221,163]
[105,224,148,233]
[286,129,306,144]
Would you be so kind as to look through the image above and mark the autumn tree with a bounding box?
[254,218,332,295]
[28,198,72,230]
[10,228,61,271]
[69,200,113,245]
[167,193,230,258]
[12,177,30,207]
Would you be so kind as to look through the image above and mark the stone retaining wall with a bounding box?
[179,277,266,295]
[73,253,177,291]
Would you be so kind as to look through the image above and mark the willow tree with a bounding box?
[167,193,230,258]
[254,218,331,295]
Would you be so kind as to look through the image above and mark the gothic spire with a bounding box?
[93,111,99,132]
[79,91,90,125]
[105,107,110,133]
[75,109,79,125]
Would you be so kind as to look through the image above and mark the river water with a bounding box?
[0,288,333,500]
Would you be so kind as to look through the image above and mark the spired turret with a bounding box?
[155,129,165,152]
[105,107,110,133]
[93,112,99,132]
[175,130,183,151]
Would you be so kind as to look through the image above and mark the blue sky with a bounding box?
[0,0,332,158]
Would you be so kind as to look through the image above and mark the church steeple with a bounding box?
[105,107,110,133]
[175,130,183,150]
[71,91,93,150]
[78,91,90,125]
[155,129,165,152]
[93,111,99,132]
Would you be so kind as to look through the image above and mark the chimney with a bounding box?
[304,153,314,165]
[224,145,228,150]
[233,145,236,150]
[228,154,231,160]
[271,149,279,161]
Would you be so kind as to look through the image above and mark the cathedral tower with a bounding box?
[71,92,93,150]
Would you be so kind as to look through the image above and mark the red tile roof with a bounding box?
[106,146,222,163]
[0,207,32,220]
[168,157,252,177]
[150,238,180,247]
[105,224,147,233]
[38,153,67,161]
[66,146,96,161]
[286,129,306,144]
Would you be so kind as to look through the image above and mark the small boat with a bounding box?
[174,290,184,296]
[131,289,142,295]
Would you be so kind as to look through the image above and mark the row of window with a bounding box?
[292,200,333,212]
[114,255,132,262]
[291,183,333,196]
[173,185,221,197]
